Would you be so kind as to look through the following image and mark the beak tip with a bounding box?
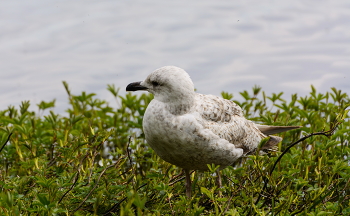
[126,81,148,91]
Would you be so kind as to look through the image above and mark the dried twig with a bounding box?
[72,160,121,213]
[126,136,132,165]
[102,183,148,216]
[0,133,12,154]
[168,170,184,184]
[168,171,194,186]
[255,120,342,206]
[223,175,248,213]
[58,171,80,204]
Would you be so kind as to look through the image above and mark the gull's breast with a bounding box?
[142,100,244,170]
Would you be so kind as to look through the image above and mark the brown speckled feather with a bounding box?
[194,93,266,154]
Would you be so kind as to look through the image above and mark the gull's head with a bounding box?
[126,66,195,103]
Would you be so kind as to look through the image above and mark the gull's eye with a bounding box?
[151,81,160,87]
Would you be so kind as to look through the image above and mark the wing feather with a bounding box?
[195,93,243,122]
[194,93,265,153]
[256,125,301,135]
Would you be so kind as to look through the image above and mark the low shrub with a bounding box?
[0,83,349,215]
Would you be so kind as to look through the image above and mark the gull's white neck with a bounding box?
[160,91,195,115]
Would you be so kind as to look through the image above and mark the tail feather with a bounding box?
[259,135,282,155]
[257,125,301,135]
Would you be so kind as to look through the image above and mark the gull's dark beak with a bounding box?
[126,81,148,91]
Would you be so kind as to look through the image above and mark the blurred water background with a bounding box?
[1,0,349,113]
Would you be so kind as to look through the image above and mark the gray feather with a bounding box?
[256,125,301,135]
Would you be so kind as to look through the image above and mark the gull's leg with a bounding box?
[184,169,192,198]
[215,170,223,197]
[215,170,222,188]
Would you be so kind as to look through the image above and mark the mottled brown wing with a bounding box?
[194,93,265,153]
[195,94,244,123]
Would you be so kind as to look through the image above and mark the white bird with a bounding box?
[126,66,300,198]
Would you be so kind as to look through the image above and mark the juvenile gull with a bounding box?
[126,66,300,198]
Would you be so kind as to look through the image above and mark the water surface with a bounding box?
[1,0,349,113]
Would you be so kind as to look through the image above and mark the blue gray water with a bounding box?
[1,0,349,113]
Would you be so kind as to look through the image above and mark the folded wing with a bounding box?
[194,93,301,155]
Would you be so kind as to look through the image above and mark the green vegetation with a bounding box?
[0,83,349,215]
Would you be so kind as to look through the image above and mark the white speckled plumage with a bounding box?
[126,66,300,197]
[127,66,297,171]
